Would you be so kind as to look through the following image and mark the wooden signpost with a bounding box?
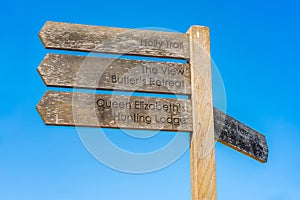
[37,21,268,199]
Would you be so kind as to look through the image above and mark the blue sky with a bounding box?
[0,0,300,199]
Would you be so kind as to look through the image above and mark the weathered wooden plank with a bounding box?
[188,26,217,200]
[38,53,191,95]
[36,91,193,132]
[213,108,268,163]
[39,21,190,59]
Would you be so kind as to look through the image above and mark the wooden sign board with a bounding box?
[38,53,191,95]
[39,21,190,59]
[37,91,193,132]
[213,108,268,163]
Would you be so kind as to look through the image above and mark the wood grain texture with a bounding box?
[36,91,193,132]
[213,108,268,163]
[39,21,189,59]
[38,53,191,94]
[188,26,217,200]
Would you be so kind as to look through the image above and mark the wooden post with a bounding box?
[187,26,217,200]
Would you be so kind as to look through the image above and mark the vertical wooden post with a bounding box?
[187,26,217,200]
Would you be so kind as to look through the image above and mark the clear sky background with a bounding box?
[0,0,299,199]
